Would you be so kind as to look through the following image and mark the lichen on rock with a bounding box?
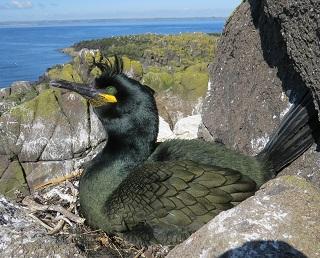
[167,176,320,258]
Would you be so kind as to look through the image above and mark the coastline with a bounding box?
[0,18,224,88]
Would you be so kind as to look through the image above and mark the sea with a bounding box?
[0,18,225,88]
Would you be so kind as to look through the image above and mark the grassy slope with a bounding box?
[72,33,219,99]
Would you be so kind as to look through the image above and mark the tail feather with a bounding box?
[257,91,320,177]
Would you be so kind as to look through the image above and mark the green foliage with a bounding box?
[172,63,209,99]
[48,63,83,83]
[121,56,143,79]
[143,62,209,100]
[73,33,218,69]
[48,33,218,100]
[143,71,174,91]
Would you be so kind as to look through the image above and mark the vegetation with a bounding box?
[73,33,218,70]
[70,33,219,99]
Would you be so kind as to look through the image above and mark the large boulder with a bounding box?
[0,50,112,197]
[199,0,320,187]
[167,176,320,258]
[0,88,106,197]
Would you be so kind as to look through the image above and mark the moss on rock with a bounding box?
[10,89,61,121]
[143,71,174,91]
[0,161,29,198]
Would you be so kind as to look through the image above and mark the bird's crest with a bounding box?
[95,55,124,82]
[95,55,156,96]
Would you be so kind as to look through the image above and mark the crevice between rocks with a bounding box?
[16,155,30,193]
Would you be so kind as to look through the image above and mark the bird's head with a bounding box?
[50,56,159,141]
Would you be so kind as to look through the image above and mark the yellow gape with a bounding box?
[89,93,117,107]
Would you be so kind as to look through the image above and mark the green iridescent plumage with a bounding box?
[51,57,319,246]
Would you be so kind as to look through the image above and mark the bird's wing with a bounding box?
[104,160,256,244]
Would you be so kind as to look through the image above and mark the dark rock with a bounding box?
[261,0,320,115]
[167,176,320,258]
[199,0,320,187]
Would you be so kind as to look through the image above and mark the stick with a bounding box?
[134,248,145,258]
[22,196,85,224]
[48,219,65,235]
[34,170,82,190]
[28,213,54,231]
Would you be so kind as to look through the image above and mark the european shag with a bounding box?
[50,57,320,245]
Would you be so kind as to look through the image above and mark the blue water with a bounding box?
[0,18,225,88]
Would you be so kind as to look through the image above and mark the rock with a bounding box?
[167,176,320,258]
[157,116,175,142]
[0,88,106,195]
[10,81,31,94]
[157,115,202,142]
[156,92,203,127]
[174,114,202,139]
[0,87,10,98]
[199,0,320,187]
[260,0,320,116]
[0,81,38,115]
[0,160,29,198]
[0,195,84,257]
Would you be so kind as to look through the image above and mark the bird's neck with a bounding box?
[79,111,158,230]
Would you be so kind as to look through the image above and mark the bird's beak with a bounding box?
[50,80,117,104]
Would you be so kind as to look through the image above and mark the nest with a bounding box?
[18,170,169,258]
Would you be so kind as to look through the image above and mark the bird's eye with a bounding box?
[105,86,118,96]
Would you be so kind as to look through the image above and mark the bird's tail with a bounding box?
[256,91,320,179]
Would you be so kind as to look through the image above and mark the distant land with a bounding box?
[0,17,226,28]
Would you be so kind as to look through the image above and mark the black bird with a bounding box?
[50,57,319,245]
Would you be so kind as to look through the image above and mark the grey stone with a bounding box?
[0,88,106,195]
[0,161,28,198]
[167,176,320,258]
[60,92,91,155]
[0,195,84,257]
[199,0,320,187]
[0,87,11,99]
[23,160,75,190]
[10,81,31,94]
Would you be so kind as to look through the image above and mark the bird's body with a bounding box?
[51,57,319,246]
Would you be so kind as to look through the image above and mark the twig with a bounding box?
[110,241,124,258]
[28,213,54,231]
[34,170,82,190]
[48,219,65,235]
[22,196,85,224]
[66,181,78,197]
[134,248,145,258]
[55,215,73,227]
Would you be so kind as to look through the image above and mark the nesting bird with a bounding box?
[50,57,319,245]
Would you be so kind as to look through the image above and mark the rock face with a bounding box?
[0,195,84,257]
[199,0,320,187]
[0,50,111,197]
[0,87,106,197]
[167,176,320,258]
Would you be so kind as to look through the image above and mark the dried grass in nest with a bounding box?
[19,170,169,258]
